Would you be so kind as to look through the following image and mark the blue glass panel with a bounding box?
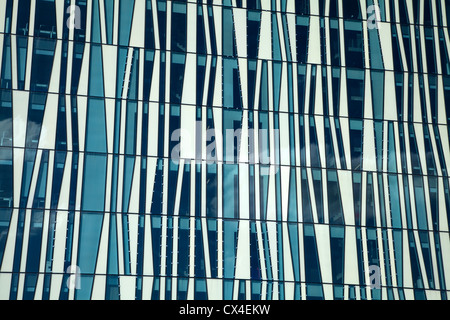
[207,219,218,278]
[389,175,402,228]
[265,282,273,299]
[180,164,191,216]
[107,213,118,275]
[125,101,137,155]
[0,147,13,208]
[25,210,44,273]
[393,230,403,287]
[167,160,178,215]
[195,278,207,299]
[301,169,313,223]
[282,15,292,61]
[206,164,218,218]
[260,61,269,110]
[223,7,235,57]
[30,39,56,92]
[272,13,281,60]
[165,218,174,277]
[277,222,284,282]
[288,168,298,222]
[334,119,347,169]
[306,283,324,300]
[177,278,188,300]
[26,93,46,149]
[34,0,56,38]
[122,213,131,275]
[329,21,340,66]
[382,229,392,287]
[419,231,435,289]
[172,2,186,52]
[178,217,189,277]
[428,176,438,230]
[288,223,300,281]
[333,285,344,300]
[297,65,307,113]
[0,208,12,263]
[347,69,364,119]
[343,0,361,19]
[151,216,162,272]
[296,16,309,63]
[324,117,336,169]
[344,22,363,69]
[55,97,68,151]
[309,66,317,114]
[75,275,94,300]
[194,219,206,277]
[408,231,424,289]
[85,98,107,153]
[223,58,242,109]
[116,47,128,98]
[197,55,207,106]
[423,125,437,176]
[303,224,321,283]
[91,0,101,43]
[251,280,262,300]
[16,37,27,90]
[144,2,155,49]
[23,274,38,300]
[44,212,56,274]
[17,0,30,36]
[295,0,310,14]
[106,275,119,300]
[122,156,135,213]
[223,279,234,300]
[78,212,103,274]
[413,176,428,230]
[223,166,239,218]
[151,160,164,215]
[312,169,324,223]
[223,220,238,279]
[118,0,135,46]
[371,71,384,119]
[151,277,160,300]
[387,122,397,173]
[88,45,104,97]
[21,149,37,208]
[81,154,107,212]
[128,50,139,100]
[327,170,344,224]
[353,172,362,225]
[377,174,387,227]
[369,29,384,70]
[273,62,282,111]
[261,222,272,280]
[330,226,345,284]
[250,222,261,280]
[170,53,185,104]
[367,228,379,266]
[247,11,260,59]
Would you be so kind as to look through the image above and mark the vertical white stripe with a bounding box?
[129,0,144,48]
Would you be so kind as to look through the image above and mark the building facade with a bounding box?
[0,0,450,300]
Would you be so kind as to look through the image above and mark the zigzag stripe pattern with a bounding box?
[0,0,449,300]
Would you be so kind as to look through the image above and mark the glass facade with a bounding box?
[0,0,449,300]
